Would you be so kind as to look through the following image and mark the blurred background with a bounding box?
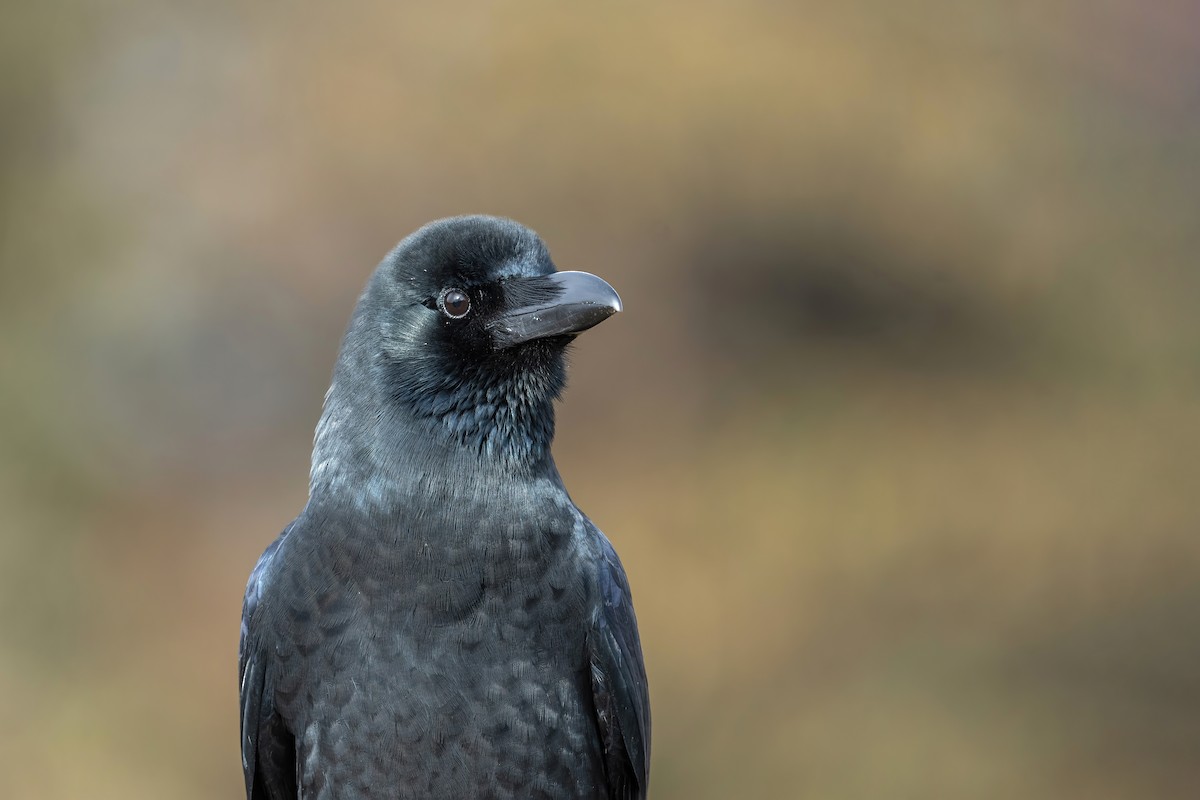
[3,1,1199,798]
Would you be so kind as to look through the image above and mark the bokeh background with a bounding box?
[3,2,1199,798]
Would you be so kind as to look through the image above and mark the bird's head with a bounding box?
[311,216,621,495]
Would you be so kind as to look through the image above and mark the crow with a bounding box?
[238,216,650,800]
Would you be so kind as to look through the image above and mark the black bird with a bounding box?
[238,216,650,800]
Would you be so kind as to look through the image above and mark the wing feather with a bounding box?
[239,533,297,800]
[588,530,651,800]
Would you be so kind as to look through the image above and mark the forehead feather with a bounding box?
[386,215,554,294]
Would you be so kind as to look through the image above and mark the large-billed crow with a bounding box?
[238,217,650,800]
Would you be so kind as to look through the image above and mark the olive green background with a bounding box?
[3,2,1198,798]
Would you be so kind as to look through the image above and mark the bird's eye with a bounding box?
[439,289,471,319]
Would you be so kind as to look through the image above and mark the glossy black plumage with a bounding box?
[238,216,649,799]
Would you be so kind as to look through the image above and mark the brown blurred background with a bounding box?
[3,2,1199,798]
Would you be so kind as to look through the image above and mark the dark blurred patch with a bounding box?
[999,582,1200,715]
[687,208,1024,376]
[987,582,1200,792]
[78,262,340,483]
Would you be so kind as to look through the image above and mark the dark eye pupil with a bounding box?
[442,289,470,318]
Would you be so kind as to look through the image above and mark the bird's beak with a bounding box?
[488,271,622,348]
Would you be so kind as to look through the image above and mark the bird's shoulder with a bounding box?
[238,522,295,671]
[571,514,637,625]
